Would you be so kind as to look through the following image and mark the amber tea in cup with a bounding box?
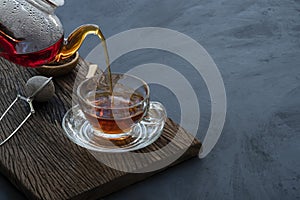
[77,73,149,140]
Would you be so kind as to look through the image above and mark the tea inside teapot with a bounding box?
[0,0,65,67]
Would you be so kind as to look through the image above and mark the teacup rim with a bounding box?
[77,73,150,110]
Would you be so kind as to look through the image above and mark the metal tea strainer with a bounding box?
[0,77,54,146]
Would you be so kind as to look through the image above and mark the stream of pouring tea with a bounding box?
[96,30,113,94]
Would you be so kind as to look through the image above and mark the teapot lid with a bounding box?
[47,0,64,7]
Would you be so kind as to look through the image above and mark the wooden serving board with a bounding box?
[0,57,201,200]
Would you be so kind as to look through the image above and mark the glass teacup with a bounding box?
[77,73,151,140]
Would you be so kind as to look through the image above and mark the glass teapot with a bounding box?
[0,0,103,67]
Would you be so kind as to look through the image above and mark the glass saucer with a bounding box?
[62,102,167,152]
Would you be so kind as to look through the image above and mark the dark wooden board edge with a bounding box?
[0,137,200,200]
[72,140,201,200]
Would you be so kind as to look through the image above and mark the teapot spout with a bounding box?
[53,24,104,62]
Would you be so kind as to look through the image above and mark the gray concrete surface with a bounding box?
[1,0,300,199]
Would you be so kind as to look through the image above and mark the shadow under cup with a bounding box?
[77,73,150,140]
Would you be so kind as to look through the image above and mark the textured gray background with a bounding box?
[1,0,300,199]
